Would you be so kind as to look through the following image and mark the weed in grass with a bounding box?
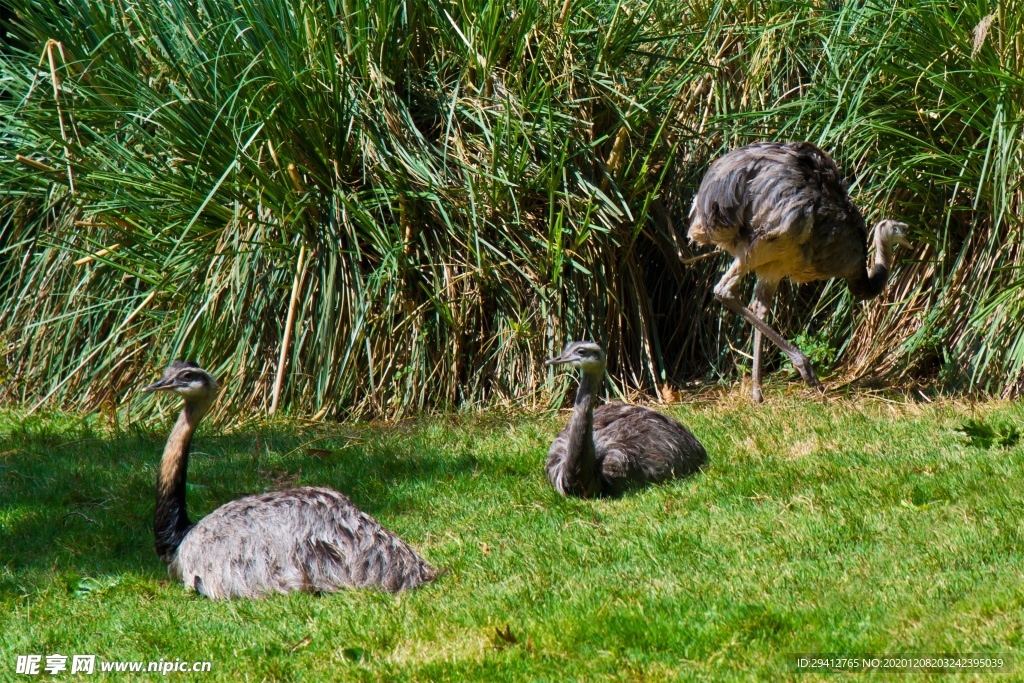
[955,418,1022,450]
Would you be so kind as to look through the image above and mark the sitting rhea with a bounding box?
[142,361,435,599]
[545,342,706,498]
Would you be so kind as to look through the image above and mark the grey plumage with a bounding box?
[142,361,436,600]
[545,342,706,497]
[687,141,911,401]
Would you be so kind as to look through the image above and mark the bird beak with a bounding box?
[545,355,570,366]
[141,378,176,393]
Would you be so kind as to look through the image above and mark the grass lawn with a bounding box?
[1,389,1023,681]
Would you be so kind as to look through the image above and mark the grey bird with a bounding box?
[545,342,706,498]
[142,361,436,599]
[688,141,911,402]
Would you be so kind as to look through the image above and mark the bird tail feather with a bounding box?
[687,213,739,248]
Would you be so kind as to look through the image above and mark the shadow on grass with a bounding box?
[0,421,503,597]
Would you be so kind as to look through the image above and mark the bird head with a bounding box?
[142,361,219,403]
[874,220,911,250]
[545,341,606,375]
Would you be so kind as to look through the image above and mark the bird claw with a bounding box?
[791,357,823,393]
[804,373,825,394]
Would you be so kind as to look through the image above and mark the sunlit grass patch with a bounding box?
[1,393,1022,680]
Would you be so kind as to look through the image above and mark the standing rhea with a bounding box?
[545,342,706,498]
[688,141,911,402]
[142,361,435,599]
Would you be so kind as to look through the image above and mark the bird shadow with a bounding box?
[0,419,505,597]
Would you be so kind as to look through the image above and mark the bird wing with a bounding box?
[592,402,706,484]
[174,487,433,598]
[690,142,860,252]
[688,144,768,247]
[284,488,435,593]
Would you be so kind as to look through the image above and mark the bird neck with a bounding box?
[563,368,601,497]
[874,230,897,273]
[154,401,206,563]
[573,368,601,410]
[849,232,895,300]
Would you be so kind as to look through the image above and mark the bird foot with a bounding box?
[792,357,824,394]
[751,385,764,403]
[804,375,825,396]
[804,369,825,393]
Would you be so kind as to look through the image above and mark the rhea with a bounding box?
[688,141,911,402]
[545,342,706,497]
[142,361,436,599]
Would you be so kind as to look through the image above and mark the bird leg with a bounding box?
[749,280,778,403]
[713,262,823,394]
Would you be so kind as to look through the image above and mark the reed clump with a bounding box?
[1,0,1021,419]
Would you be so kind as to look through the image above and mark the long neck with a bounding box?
[563,369,602,497]
[848,234,894,301]
[154,403,203,563]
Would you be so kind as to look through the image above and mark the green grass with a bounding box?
[2,392,1023,680]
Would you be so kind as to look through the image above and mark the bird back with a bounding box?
[688,142,864,258]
